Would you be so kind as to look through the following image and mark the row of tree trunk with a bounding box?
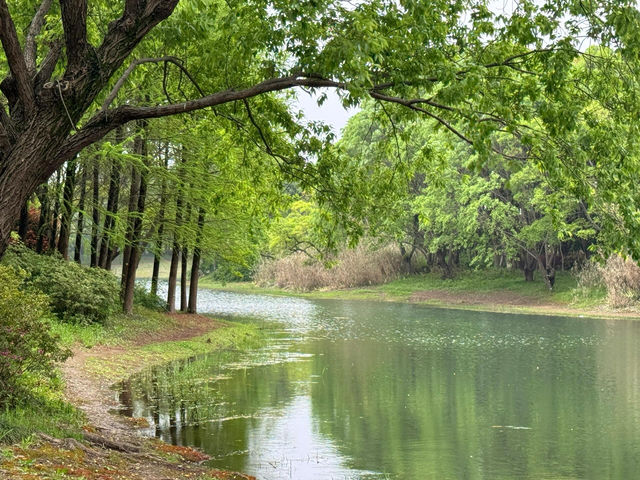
[16,123,207,315]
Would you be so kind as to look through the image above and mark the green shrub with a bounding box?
[134,284,167,311]
[0,266,71,407]
[3,244,119,324]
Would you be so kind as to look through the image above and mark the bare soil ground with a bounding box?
[0,314,255,480]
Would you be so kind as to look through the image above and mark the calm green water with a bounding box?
[117,289,640,479]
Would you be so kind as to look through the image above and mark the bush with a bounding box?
[134,284,167,311]
[3,244,119,323]
[0,266,71,407]
[255,244,406,291]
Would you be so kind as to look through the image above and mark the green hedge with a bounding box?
[3,244,119,324]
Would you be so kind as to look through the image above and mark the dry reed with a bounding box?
[255,244,406,291]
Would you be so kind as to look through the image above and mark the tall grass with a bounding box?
[577,255,640,308]
[255,244,406,291]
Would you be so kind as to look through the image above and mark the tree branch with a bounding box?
[0,0,36,113]
[101,56,205,111]
[58,75,346,161]
[370,90,474,145]
[60,0,88,74]
[34,40,62,90]
[24,0,53,73]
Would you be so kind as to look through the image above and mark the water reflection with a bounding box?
[119,289,640,479]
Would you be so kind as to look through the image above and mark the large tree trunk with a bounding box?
[187,208,206,314]
[0,0,345,259]
[0,0,181,259]
[57,157,77,259]
[90,163,100,267]
[74,164,87,263]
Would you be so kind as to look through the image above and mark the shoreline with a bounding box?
[1,313,260,480]
[199,279,640,321]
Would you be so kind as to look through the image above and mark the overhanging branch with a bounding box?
[58,75,346,162]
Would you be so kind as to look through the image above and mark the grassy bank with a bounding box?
[0,307,260,442]
[0,306,262,480]
[199,269,630,319]
[83,316,262,383]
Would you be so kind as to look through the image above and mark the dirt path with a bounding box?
[62,313,226,442]
[1,314,256,480]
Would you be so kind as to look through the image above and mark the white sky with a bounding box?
[294,88,356,138]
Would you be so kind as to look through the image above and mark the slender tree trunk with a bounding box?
[57,158,77,259]
[90,164,100,267]
[167,152,186,313]
[121,166,141,293]
[74,165,87,263]
[150,247,162,296]
[17,200,29,243]
[98,162,119,267]
[48,169,62,252]
[167,244,180,313]
[123,122,149,314]
[187,208,206,314]
[180,200,192,312]
[150,144,169,297]
[99,127,123,269]
[180,246,189,312]
[36,184,50,253]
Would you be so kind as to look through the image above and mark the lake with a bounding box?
[116,288,640,479]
